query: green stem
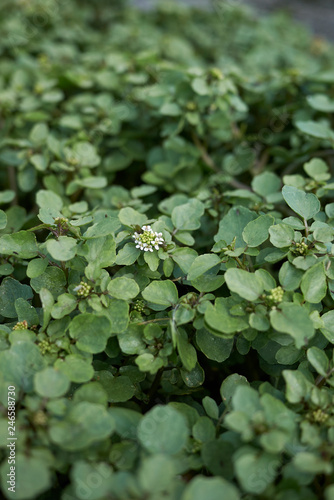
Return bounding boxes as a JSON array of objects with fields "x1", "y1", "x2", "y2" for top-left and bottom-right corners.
[
  {"x1": 235, "y1": 256, "x2": 247, "y2": 270},
  {"x1": 136, "y1": 318, "x2": 170, "y2": 326},
  {"x1": 315, "y1": 367, "x2": 334, "y2": 388},
  {"x1": 303, "y1": 218, "x2": 309, "y2": 238}
]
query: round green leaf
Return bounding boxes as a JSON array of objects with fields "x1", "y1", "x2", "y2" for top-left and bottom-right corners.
[
  {"x1": 137, "y1": 405, "x2": 189, "y2": 455},
  {"x1": 202, "y1": 396, "x2": 219, "y2": 420},
  {"x1": 182, "y1": 476, "x2": 240, "y2": 500},
  {"x1": 234, "y1": 446, "x2": 280, "y2": 494},
  {"x1": 0, "y1": 210, "x2": 7, "y2": 230},
  {"x1": 204, "y1": 298, "x2": 248, "y2": 336},
  {"x1": 98, "y1": 299, "x2": 129, "y2": 334},
  {"x1": 139, "y1": 455, "x2": 176, "y2": 495},
  {"x1": 100, "y1": 375, "x2": 135, "y2": 403},
  {"x1": 107, "y1": 277, "x2": 140, "y2": 300},
  {"x1": 51, "y1": 293, "x2": 77, "y2": 319},
  {"x1": 70, "y1": 462, "x2": 112, "y2": 500},
  {"x1": 36, "y1": 189, "x2": 63, "y2": 210},
  {"x1": 115, "y1": 243, "x2": 141, "y2": 265},
  {"x1": 293, "y1": 452, "x2": 333, "y2": 474},
  {"x1": 0, "y1": 342, "x2": 45, "y2": 392},
  {"x1": 54, "y1": 355, "x2": 94, "y2": 383},
  {"x1": 40, "y1": 287, "x2": 54, "y2": 331},
  {"x1": 300, "y1": 261, "x2": 327, "y2": 303},
  {"x1": 142, "y1": 280, "x2": 178, "y2": 307},
  {"x1": 307, "y1": 346, "x2": 329, "y2": 377},
  {"x1": 225, "y1": 268, "x2": 264, "y2": 301},
  {"x1": 34, "y1": 367, "x2": 70, "y2": 398},
  {"x1": 269, "y1": 223, "x2": 294, "y2": 248},
  {"x1": 14, "y1": 298, "x2": 39, "y2": 326},
  {"x1": 136, "y1": 353, "x2": 164, "y2": 374},
  {"x1": 307, "y1": 94, "x2": 334, "y2": 112},
  {"x1": 31, "y1": 267, "x2": 66, "y2": 299},
  {"x1": 282, "y1": 185, "x2": 321, "y2": 220},
  {"x1": 187, "y1": 254, "x2": 221, "y2": 280},
  {"x1": 69, "y1": 313, "x2": 112, "y2": 353},
  {"x1": 0, "y1": 454, "x2": 51, "y2": 500},
  {"x1": 27, "y1": 258, "x2": 48, "y2": 278},
  {"x1": 176, "y1": 328, "x2": 197, "y2": 371},
  {"x1": 242, "y1": 215, "x2": 273, "y2": 247},
  {"x1": 46, "y1": 236, "x2": 77, "y2": 261},
  {"x1": 214, "y1": 206, "x2": 256, "y2": 248},
  {"x1": 143, "y1": 250, "x2": 160, "y2": 272},
  {"x1": 252, "y1": 172, "x2": 281, "y2": 197},
  {"x1": 270, "y1": 303, "x2": 315, "y2": 348},
  {"x1": 38, "y1": 207, "x2": 62, "y2": 224},
  {"x1": 0, "y1": 231, "x2": 38, "y2": 259},
  {"x1": 192, "y1": 416, "x2": 215, "y2": 443},
  {"x1": 201, "y1": 441, "x2": 235, "y2": 478},
  {"x1": 181, "y1": 362, "x2": 205, "y2": 388},
  {"x1": 278, "y1": 261, "x2": 303, "y2": 291},
  {"x1": 49, "y1": 402, "x2": 115, "y2": 451},
  {"x1": 196, "y1": 329, "x2": 233, "y2": 362},
  {"x1": 0, "y1": 190, "x2": 15, "y2": 204},
  {"x1": 0, "y1": 277, "x2": 33, "y2": 318},
  {"x1": 118, "y1": 207, "x2": 147, "y2": 227},
  {"x1": 283, "y1": 369, "x2": 311, "y2": 404},
  {"x1": 295, "y1": 120, "x2": 334, "y2": 140},
  {"x1": 304, "y1": 157, "x2": 330, "y2": 181},
  {"x1": 220, "y1": 373, "x2": 249, "y2": 408},
  {"x1": 171, "y1": 247, "x2": 198, "y2": 273},
  {"x1": 72, "y1": 141, "x2": 100, "y2": 167},
  {"x1": 172, "y1": 199, "x2": 204, "y2": 231},
  {"x1": 320, "y1": 310, "x2": 334, "y2": 342}
]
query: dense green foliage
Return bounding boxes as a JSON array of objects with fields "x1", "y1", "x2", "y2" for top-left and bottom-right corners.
[{"x1": 1, "y1": 1, "x2": 334, "y2": 498}]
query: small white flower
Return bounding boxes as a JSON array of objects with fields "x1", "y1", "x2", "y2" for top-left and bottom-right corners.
[{"x1": 132, "y1": 225, "x2": 165, "y2": 252}]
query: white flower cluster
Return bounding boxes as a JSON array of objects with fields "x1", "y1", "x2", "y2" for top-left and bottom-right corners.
[{"x1": 133, "y1": 225, "x2": 164, "y2": 252}]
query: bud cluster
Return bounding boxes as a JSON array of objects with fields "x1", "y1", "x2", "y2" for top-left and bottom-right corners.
[
  {"x1": 33, "y1": 410, "x2": 48, "y2": 426},
  {"x1": 54, "y1": 217, "x2": 69, "y2": 226},
  {"x1": 210, "y1": 67, "x2": 223, "y2": 80},
  {"x1": 133, "y1": 300, "x2": 146, "y2": 313},
  {"x1": 74, "y1": 281, "x2": 92, "y2": 298},
  {"x1": 190, "y1": 440, "x2": 202, "y2": 453},
  {"x1": 186, "y1": 101, "x2": 196, "y2": 110},
  {"x1": 54, "y1": 217, "x2": 70, "y2": 236},
  {"x1": 267, "y1": 286, "x2": 284, "y2": 304},
  {"x1": 12, "y1": 320, "x2": 28, "y2": 331},
  {"x1": 68, "y1": 156, "x2": 79, "y2": 166},
  {"x1": 294, "y1": 241, "x2": 308, "y2": 255},
  {"x1": 133, "y1": 225, "x2": 164, "y2": 252},
  {"x1": 38, "y1": 339, "x2": 53, "y2": 355},
  {"x1": 312, "y1": 408, "x2": 329, "y2": 424}
]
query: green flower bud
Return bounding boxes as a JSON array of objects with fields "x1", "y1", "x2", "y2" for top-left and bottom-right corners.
[
  {"x1": 312, "y1": 409, "x2": 329, "y2": 423},
  {"x1": 74, "y1": 281, "x2": 92, "y2": 298},
  {"x1": 12, "y1": 320, "x2": 29, "y2": 331},
  {"x1": 294, "y1": 241, "x2": 308, "y2": 255},
  {"x1": 267, "y1": 286, "x2": 284, "y2": 304}
]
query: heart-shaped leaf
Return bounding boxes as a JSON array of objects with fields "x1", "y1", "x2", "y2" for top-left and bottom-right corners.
[{"x1": 282, "y1": 185, "x2": 320, "y2": 220}]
